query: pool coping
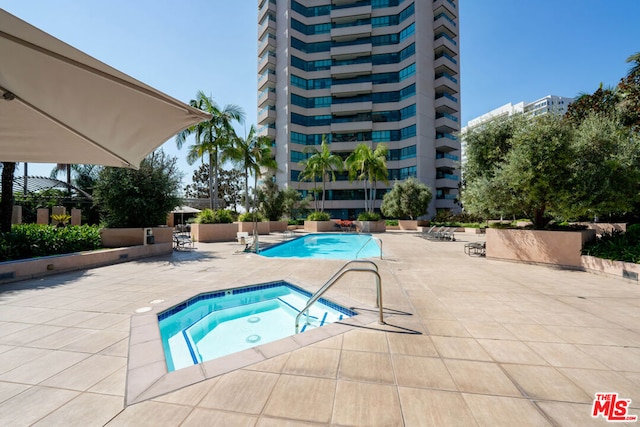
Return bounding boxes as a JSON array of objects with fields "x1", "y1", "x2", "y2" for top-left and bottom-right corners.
[{"x1": 125, "y1": 279, "x2": 385, "y2": 405}]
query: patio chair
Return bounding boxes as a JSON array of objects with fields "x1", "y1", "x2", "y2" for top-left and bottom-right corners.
[
  {"x1": 425, "y1": 226, "x2": 445, "y2": 240},
  {"x1": 173, "y1": 232, "x2": 194, "y2": 251},
  {"x1": 439, "y1": 227, "x2": 456, "y2": 241},
  {"x1": 464, "y1": 241, "x2": 486, "y2": 256}
]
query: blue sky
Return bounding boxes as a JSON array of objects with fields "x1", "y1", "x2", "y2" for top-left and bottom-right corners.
[{"x1": 3, "y1": 0, "x2": 640, "y2": 185}]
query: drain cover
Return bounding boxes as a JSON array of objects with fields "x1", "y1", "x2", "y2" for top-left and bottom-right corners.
[
  {"x1": 247, "y1": 316, "x2": 261, "y2": 323},
  {"x1": 246, "y1": 334, "x2": 261, "y2": 343}
]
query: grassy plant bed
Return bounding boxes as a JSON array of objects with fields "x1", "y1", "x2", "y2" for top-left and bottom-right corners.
[{"x1": 0, "y1": 224, "x2": 102, "y2": 262}]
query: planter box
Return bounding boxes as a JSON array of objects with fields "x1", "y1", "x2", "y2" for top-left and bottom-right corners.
[
  {"x1": 398, "y1": 220, "x2": 417, "y2": 231},
  {"x1": 100, "y1": 227, "x2": 172, "y2": 248},
  {"x1": 581, "y1": 255, "x2": 640, "y2": 281},
  {"x1": 237, "y1": 221, "x2": 270, "y2": 235},
  {"x1": 465, "y1": 227, "x2": 486, "y2": 234},
  {"x1": 269, "y1": 221, "x2": 289, "y2": 233},
  {"x1": 191, "y1": 223, "x2": 238, "y2": 242},
  {"x1": 386, "y1": 225, "x2": 400, "y2": 230},
  {"x1": 304, "y1": 220, "x2": 336, "y2": 233},
  {"x1": 356, "y1": 220, "x2": 386, "y2": 233},
  {"x1": 486, "y1": 228, "x2": 596, "y2": 269}
]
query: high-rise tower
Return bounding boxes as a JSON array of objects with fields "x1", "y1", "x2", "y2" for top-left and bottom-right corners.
[{"x1": 257, "y1": 0, "x2": 460, "y2": 218}]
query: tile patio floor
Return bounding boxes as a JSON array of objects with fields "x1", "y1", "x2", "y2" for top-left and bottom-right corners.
[{"x1": 0, "y1": 231, "x2": 639, "y2": 426}]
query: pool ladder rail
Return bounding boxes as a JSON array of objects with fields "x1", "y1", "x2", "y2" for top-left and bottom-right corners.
[
  {"x1": 295, "y1": 260, "x2": 385, "y2": 333},
  {"x1": 355, "y1": 236, "x2": 382, "y2": 260}
]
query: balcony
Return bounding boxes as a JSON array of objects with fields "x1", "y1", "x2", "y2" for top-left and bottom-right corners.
[
  {"x1": 433, "y1": 0, "x2": 457, "y2": 18},
  {"x1": 258, "y1": 18, "x2": 276, "y2": 39},
  {"x1": 258, "y1": 88, "x2": 276, "y2": 108},
  {"x1": 331, "y1": 120, "x2": 373, "y2": 133},
  {"x1": 331, "y1": 101, "x2": 372, "y2": 114},
  {"x1": 434, "y1": 72, "x2": 458, "y2": 94},
  {"x1": 435, "y1": 114, "x2": 459, "y2": 133},
  {"x1": 435, "y1": 173, "x2": 459, "y2": 190},
  {"x1": 434, "y1": 197, "x2": 458, "y2": 210},
  {"x1": 331, "y1": 43, "x2": 372, "y2": 59},
  {"x1": 331, "y1": 24, "x2": 372, "y2": 40},
  {"x1": 330, "y1": 4, "x2": 372, "y2": 20},
  {"x1": 257, "y1": 125, "x2": 276, "y2": 139},
  {"x1": 434, "y1": 93, "x2": 458, "y2": 114},
  {"x1": 433, "y1": 13, "x2": 457, "y2": 37},
  {"x1": 330, "y1": 62, "x2": 372, "y2": 77},
  {"x1": 435, "y1": 156, "x2": 457, "y2": 170},
  {"x1": 258, "y1": 36, "x2": 276, "y2": 57},
  {"x1": 258, "y1": 106, "x2": 276, "y2": 125},
  {"x1": 434, "y1": 33, "x2": 458, "y2": 56},
  {"x1": 257, "y1": 71, "x2": 276, "y2": 92},
  {"x1": 435, "y1": 133, "x2": 459, "y2": 152},
  {"x1": 258, "y1": 1, "x2": 276, "y2": 24},
  {"x1": 258, "y1": 52, "x2": 276, "y2": 74},
  {"x1": 331, "y1": 81, "x2": 372, "y2": 96}
]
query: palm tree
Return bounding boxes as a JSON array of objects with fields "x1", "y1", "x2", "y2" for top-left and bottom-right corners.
[
  {"x1": 229, "y1": 125, "x2": 278, "y2": 212},
  {"x1": 175, "y1": 91, "x2": 244, "y2": 210},
  {"x1": 345, "y1": 143, "x2": 389, "y2": 213},
  {"x1": 626, "y1": 51, "x2": 640, "y2": 78},
  {"x1": 50, "y1": 163, "x2": 72, "y2": 196},
  {"x1": 298, "y1": 136, "x2": 344, "y2": 212}
]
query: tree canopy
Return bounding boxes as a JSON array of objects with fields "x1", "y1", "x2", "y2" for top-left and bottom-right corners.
[{"x1": 381, "y1": 177, "x2": 432, "y2": 220}]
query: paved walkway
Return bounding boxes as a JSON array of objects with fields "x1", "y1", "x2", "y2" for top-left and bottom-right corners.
[{"x1": 0, "y1": 231, "x2": 639, "y2": 426}]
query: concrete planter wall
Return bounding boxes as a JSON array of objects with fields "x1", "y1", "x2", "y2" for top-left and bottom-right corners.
[
  {"x1": 0, "y1": 244, "x2": 172, "y2": 285},
  {"x1": 304, "y1": 220, "x2": 336, "y2": 233},
  {"x1": 237, "y1": 221, "x2": 270, "y2": 235},
  {"x1": 100, "y1": 226, "x2": 172, "y2": 248},
  {"x1": 190, "y1": 223, "x2": 238, "y2": 242},
  {"x1": 486, "y1": 228, "x2": 596, "y2": 269},
  {"x1": 269, "y1": 221, "x2": 289, "y2": 233},
  {"x1": 398, "y1": 220, "x2": 418, "y2": 231},
  {"x1": 581, "y1": 255, "x2": 640, "y2": 281},
  {"x1": 356, "y1": 220, "x2": 386, "y2": 233}
]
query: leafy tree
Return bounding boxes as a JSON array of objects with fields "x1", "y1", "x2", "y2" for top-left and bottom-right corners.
[
  {"x1": 345, "y1": 143, "x2": 389, "y2": 213},
  {"x1": 281, "y1": 187, "x2": 309, "y2": 220},
  {"x1": 299, "y1": 136, "x2": 343, "y2": 212},
  {"x1": 564, "y1": 86, "x2": 619, "y2": 128},
  {"x1": 93, "y1": 150, "x2": 182, "y2": 228},
  {"x1": 562, "y1": 113, "x2": 640, "y2": 219},
  {"x1": 184, "y1": 164, "x2": 244, "y2": 212},
  {"x1": 381, "y1": 178, "x2": 432, "y2": 220},
  {"x1": 255, "y1": 175, "x2": 284, "y2": 221},
  {"x1": 175, "y1": 91, "x2": 244, "y2": 210},
  {"x1": 228, "y1": 125, "x2": 277, "y2": 212}
]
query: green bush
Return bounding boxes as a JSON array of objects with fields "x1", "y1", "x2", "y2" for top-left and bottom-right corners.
[
  {"x1": 238, "y1": 211, "x2": 265, "y2": 222},
  {"x1": 288, "y1": 219, "x2": 304, "y2": 226},
  {"x1": 385, "y1": 219, "x2": 399, "y2": 226},
  {"x1": 582, "y1": 227, "x2": 640, "y2": 263},
  {"x1": 357, "y1": 212, "x2": 380, "y2": 221},
  {"x1": 0, "y1": 224, "x2": 102, "y2": 262},
  {"x1": 196, "y1": 209, "x2": 234, "y2": 224},
  {"x1": 307, "y1": 212, "x2": 331, "y2": 221}
]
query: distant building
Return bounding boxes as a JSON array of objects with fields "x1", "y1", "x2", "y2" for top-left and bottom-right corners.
[
  {"x1": 461, "y1": 95, "x2": 574, "y2": 165},
  {"x1": 257, "y1": 0, "x2": 461, "y2": 217}
]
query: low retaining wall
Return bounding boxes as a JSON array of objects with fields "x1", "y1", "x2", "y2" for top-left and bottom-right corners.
[
  {"x1": 581, "y1": 255, "x2": 640, "y2": 281},
  {"x1": 0, "y1": 243, "x2": 172, "y2": 285},
  {"x1": 486, "y1": 228, "x2": 596, "y2": 269}
]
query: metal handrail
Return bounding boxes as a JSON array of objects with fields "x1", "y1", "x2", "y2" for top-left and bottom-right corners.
[
  {"x1": 355, "y1": 236, "x2": 382, "y2": 260},
  {"x1": 295, "y1": 260, "x2": 384, "y2": 333}
]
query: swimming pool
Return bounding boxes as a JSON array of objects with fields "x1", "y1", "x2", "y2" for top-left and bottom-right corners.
[
  {"x1": 157, "y1": 281, "x2": 356, "y2": 372},
  {"x1": 259, "y1": 233, "x2": 381, "y2": 259}
]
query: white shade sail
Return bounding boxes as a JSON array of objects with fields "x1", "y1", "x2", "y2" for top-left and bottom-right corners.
[{"x1": 0, "y1": 8, "x2": 211, "y2": 168}]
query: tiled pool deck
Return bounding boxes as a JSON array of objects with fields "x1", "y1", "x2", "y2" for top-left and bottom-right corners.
[{"x1": 0, "y1": 231, "x2": 639, "y2": 426}]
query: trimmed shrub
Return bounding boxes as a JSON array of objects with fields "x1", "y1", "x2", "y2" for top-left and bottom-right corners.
[
  {"x1": 196, "y1": 209, "x2": 234, "y2": 224},
  {"x1": 238, "y1": 211, "x2": 265, "y2": 222},
  {"x1": 357, "y1": 212, "x2": 380, "y2": 221},
  {"x1": 307, "y1": 212, "x2": 331, "y2": 221}
]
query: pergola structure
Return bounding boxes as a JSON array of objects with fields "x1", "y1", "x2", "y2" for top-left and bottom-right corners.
[{"x1": 12, "y1": 176, "x2": 92, "y2": 200}]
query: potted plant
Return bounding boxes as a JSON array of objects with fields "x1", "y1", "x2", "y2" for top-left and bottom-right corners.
[
  {"x1": 237, "y1": 211, "x2": 269, "y2": 235},
  {"x1": 304, "y1": 211, "x2": 335, "y2": 232},
  {"x1": 381, "y1": 178, "x2": 432, "y2": 231},
  {"x1": 355, "y1": 212, "x2": 386, "y2": 233},
  {"x1": 190, "y1": 209, "x2": 238, "y2": 242}
]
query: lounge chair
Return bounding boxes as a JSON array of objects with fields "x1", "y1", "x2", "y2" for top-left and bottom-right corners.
[
  {"x1": 439, "y1": 227, "x2": 456, "y2": 241},
  {"x1": 425, "y1": 226, "x2": 445, "y2": 240}
]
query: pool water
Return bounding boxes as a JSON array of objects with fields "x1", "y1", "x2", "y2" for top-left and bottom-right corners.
[
  {"x1": 259, "y1": 233, "x2": 381, "y2": 259},
  {"x1": 158, "y1": 281, "x2": 356, "y2": 371}
]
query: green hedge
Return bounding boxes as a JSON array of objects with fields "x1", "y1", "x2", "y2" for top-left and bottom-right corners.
[
  {"x1": 307, "y1": 212, "x2": 331, "y2": 221},
  {"x1": 0, "y1": 224, "x2": 102, "y2": 262},
  {"x1": 196, "y1": 209, "x2": 234, "y2": 224}
]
